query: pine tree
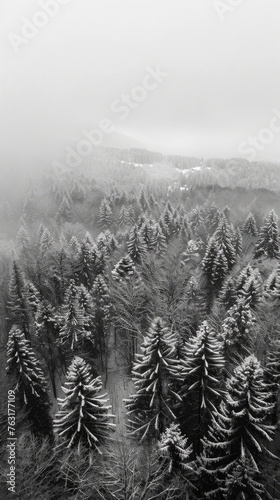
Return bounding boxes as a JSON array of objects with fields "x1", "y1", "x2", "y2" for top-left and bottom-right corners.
[
  {"x1": 235, "y1": 265, "x2": 263, "y2": 308},
  {"x1": 54, "y1": 357, "x2": 115, "y2": 452},
  {"x1": 7, "y1": 261, "x2": 30, "y2": 339},
  {"x1": 201, "y1": 238, "x2": 228, "y2": 305},
  {"x1": 58, "y1": 279, "x2": 86, "y2": 352},
  {"x1": 179, "y1": 321, "x2": 224, "y2": 455},
  {"x1": 25, "y1": 281, "x2": 41, "y2": 316},
  {"x1": 243, "y1": 212, "x2": 258, "y2": 237},
  {"x1": 151, "y1": 223, "x2": 167, "y2": 255},
  {"x1": 140, "y1": 220, "x2": 154, "y2": 249},
  {"x1": 211, "y1": 250, "x2": 229, "y2": 290},
  {"x1": 39, "y1": 227, "x2": 54, "y2": 256},
  {"x1": 254, "y1": 209, "x2": 280, "y2": 259},
  {"x1": 124, "y1": 318, "x2": 180, "y2": 442},
  {"x1": 118, "y1": 205, "x2": 129, "y2": 227},
  {"x1": 6, "y1": 326, "x2": 53, "y2": 437},
  {"x1": 218, "y1": 276, "x2": 237, "y2": 308},
  {"x1": 201, "y1": 356, "x2": 276, "y2": 499},
  {"x1": 127, "y1": 224, "x2": 147, "y2": 264},
  {"x1": 77, "y1": 285, "x2": 95, "y2": 350},
  {"x1": 75, "y1": 238, "x2": 104, "y2": 289},
  {"x1": 99, "y1": 200, "x2": 113, "y2": 229},
  {"x1": 112, "y1": 255, "x2": 136, "y2": 281},
  {"x1": 222, "y1": 298, "x2": 256, "y2": 368},
  {"x1": 127, "y1": 205, "x2": 136, "y2": 224},
  {"x1": 158, "y1": 423, "x2": 193, "y2": 473},
  {"x1": 201, "y1": 237, "x2": 220, "y2": 285},
  {"x1": 213, "y1": 219, "x2": 236, "y2": 269}
]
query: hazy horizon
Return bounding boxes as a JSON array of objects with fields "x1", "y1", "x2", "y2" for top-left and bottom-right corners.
[{"x1": 2, "y1": 0, "x2": 280, "y2": 171}]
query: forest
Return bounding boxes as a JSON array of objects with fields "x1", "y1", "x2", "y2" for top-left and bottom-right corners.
[{"x1": 1, "y1": 153, "x2": 280, "y2": 499}]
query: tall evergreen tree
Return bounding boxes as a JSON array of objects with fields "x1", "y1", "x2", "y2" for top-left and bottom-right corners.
[
  {"x1": 7, "y1": 261, "x2": 30, "y2": 340},
  {"x1": 151, "y1": 223, "x2": 167, "y2": 255},
  {"x1": 201, "y1": 356, "x2": 277, "y2": 499},
  {"x1": 127, "y1": 224, "x2": 147, "y2": 264},
  {"x1": 124, "y1": 318, "x2": 180, "y2": 442},
  {"x1": 58, "y1": 279, "x2": 86, "y2": 352},
  {"x1": 179, "y1": 321, "x2": 224, "y2": 455},
  {"x1": 254, "y1": 209, "x2": 280, "y2": 259},
  {"x1": 54, "y1": 357, "x2": 115, "y2": 452},
  {"x1": 6, "y1": 326, "x2": 53, "y2": 437},
  {"x1": 99, "y1": 200, "x2": 113, "y2": 229},
  {"x1": 243, "y1": 212, "x2": 258, "y2": 237},
  {"x1": 213, "y1": 219, "x2": 236, "y2": 269},
  {"x1": 222, "y1": 298, "x2": 256, "y2": 367}
]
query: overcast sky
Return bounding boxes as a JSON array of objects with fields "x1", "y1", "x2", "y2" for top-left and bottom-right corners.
[{"x1": 1, "y1": 0, "x2": 280, "y2": 171}]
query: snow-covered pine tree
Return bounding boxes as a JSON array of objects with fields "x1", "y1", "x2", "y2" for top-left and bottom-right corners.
[
  {"x1": 221, "y1": 298, "x2": 256, "y2": 368},
  {"x1": 201, "y1": 237, "x2": 227, "y2": 307},
  {"x1": 7, "y1": 261, "x2": 30, "y2": 340},
  {"x1": 98, "y1": 199, "x2": 113, "y2": 229},
  {"x1": 58, "y1": 279, "x2": 86, "y2": 352},
  {"x1": 77, "y1": 285, "x2": 95, "y2": 350},
  {"x1": 118, "y1": 205, "x2": 129, "y2": 227},
  {"x1": 201, "y1": 237, "x2": 220, "y2": 285},
  {"x1": 75, "y1": 237, "x2": 104, "y2": 289},
  {"x1": 211, "y1": 250, "x2": 229, "y2": 290},
  {"x1": 124, "y1": 318, "x2": 181, "y2": 442},
  {"x1": 201, "y1": 356, "x2": 277, "y2": 499},
  {"x1": 205, "y1": 204, "x2": 223, "y2": 233},
  {"x1": 235, "y1": 264, "x2": 263, "y2": 308},
  {"x1": 112, "y1": 255, "x2": 136, "y2": 281},
  {"x1": 151, "y1": 223, "x2": 167, "y2": 255},
  {"x1": 127, "y1": 205, "x2": 136, "y2": 224},
  {"x1": 54, "y1": 356, "x2": 115, "y2": 452},
  {"x1": 39, "y1": 227, "x2": 54, "y2": 256},
  {"x1": 6, "y1": 326, "x2": 53, "y2": 437},
  {"x1": 158, "y1": 422, "x2": 193, "y2": 474},
  {"x1": 254, "y1": 209, "x2": 280, "y2": 259},
  {"x1": 139, "y1": 219, "x2": 154, "y2": 250},
  {"x1": 127, "y1": 224, "x2": 147, "y2": 264},
  {"x1": 218, "y1": 276, "x2": 237, "y2": 309},
  {"x1": 25, "y1": 281, "x2": 41, "y2": 316},
  {"x1": 242, "y1": 212, "x2": 258, "y2": 237},
  {"x1": 179, "y1": 321, "x2": 224, "y2": 455},
  {"x1": 213, "y1": 219, "x2": 236, "y2": 269}
]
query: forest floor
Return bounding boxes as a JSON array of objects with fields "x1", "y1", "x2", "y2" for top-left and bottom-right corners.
[{"x1": 102, "y1": 328, "x2": 135, "y2": 440}]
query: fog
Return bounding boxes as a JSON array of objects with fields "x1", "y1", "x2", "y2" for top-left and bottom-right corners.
[{"x1": 1, "y1": 0, "x2": 280, "y2": 178}]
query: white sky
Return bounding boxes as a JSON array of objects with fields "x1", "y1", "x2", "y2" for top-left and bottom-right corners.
[{"x1": 1, "y1": 0, "x2": 280, "y2": 169}]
